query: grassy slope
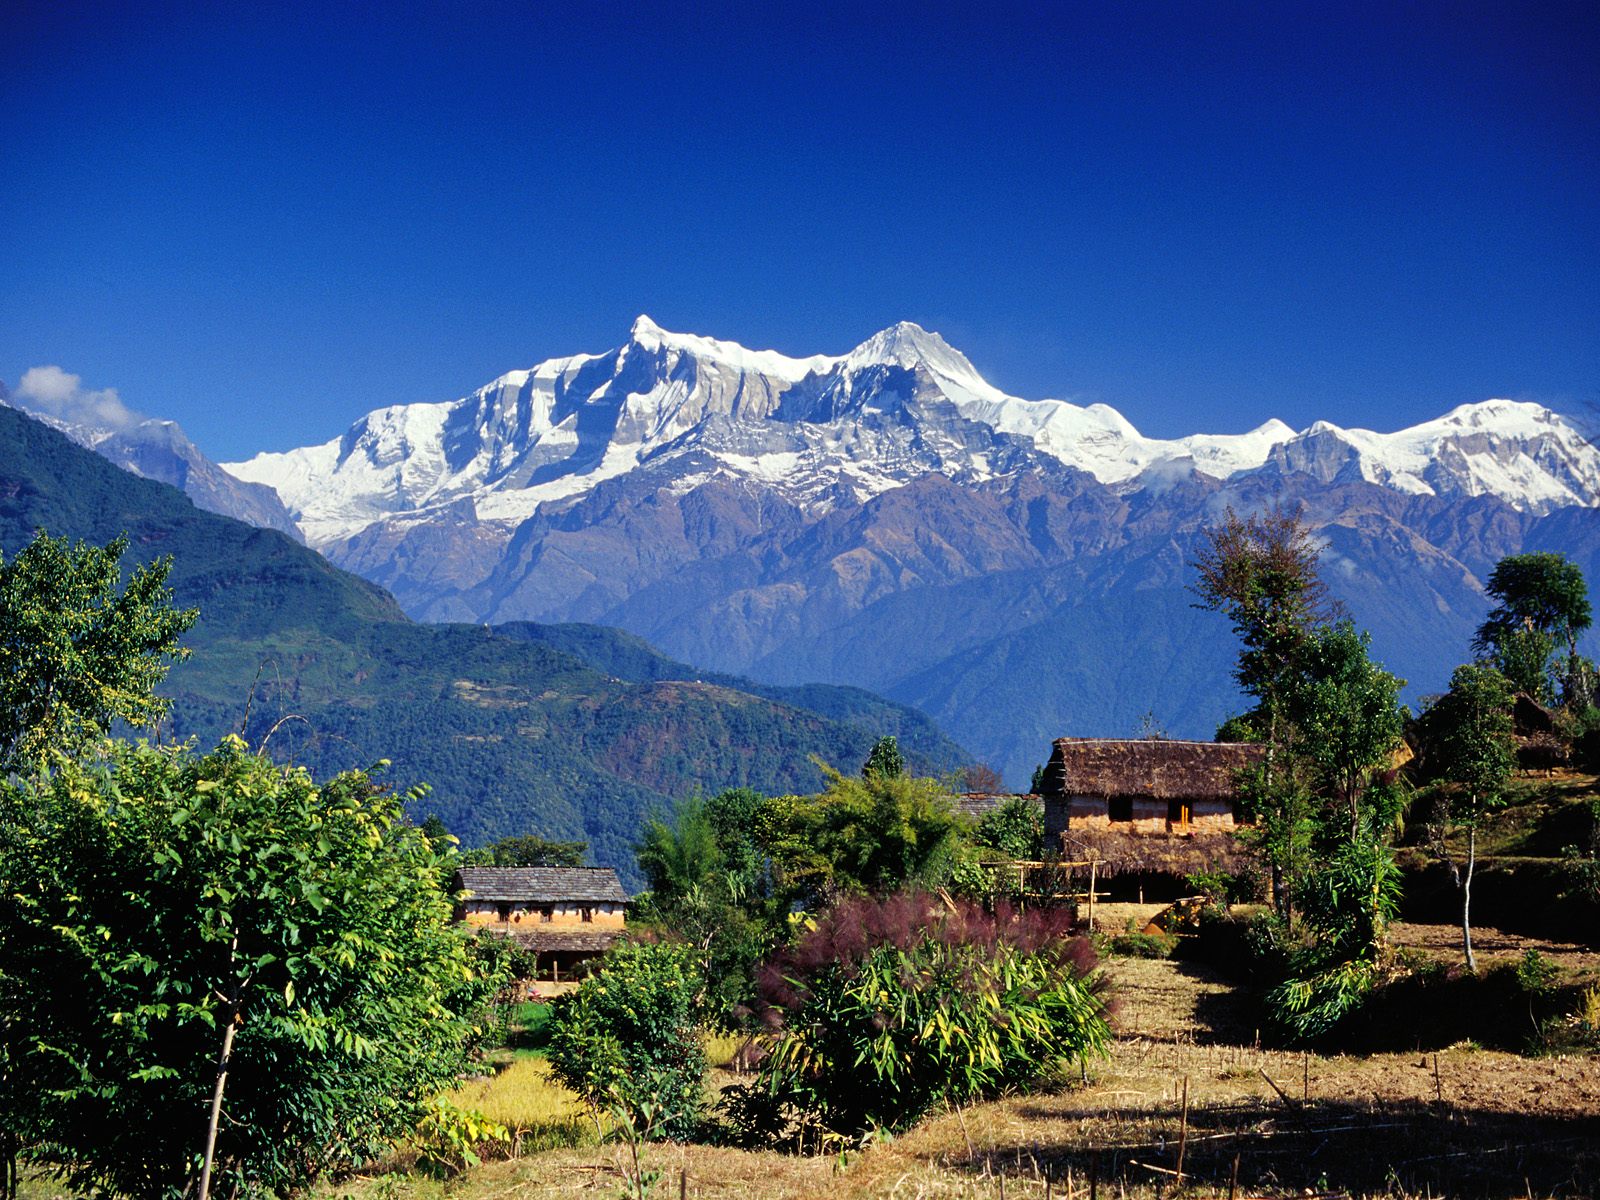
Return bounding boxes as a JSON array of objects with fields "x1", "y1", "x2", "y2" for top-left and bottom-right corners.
[{"x1": 0, "y1": 405, "x2": 969, "y2": 883}]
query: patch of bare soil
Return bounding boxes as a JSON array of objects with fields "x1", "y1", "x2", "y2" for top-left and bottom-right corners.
[{"x1": 1390, "y1": 921, "x2": 1600, "y2": 980}]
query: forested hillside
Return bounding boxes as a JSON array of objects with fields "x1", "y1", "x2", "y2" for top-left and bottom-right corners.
[{"x1": 0, "y1": 406, "x2": 969, "y2": 879}]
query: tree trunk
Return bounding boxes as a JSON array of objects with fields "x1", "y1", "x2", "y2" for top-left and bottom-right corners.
[
  {"x1": 198, "y1": 1016, "x2": 237, "y2": 1200},
  {"x1": 1461, "y1": 827, "x2": 1477, "y2": 974}
]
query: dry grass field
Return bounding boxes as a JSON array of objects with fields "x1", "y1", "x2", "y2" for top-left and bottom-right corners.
[{"x1": 301, "y1": 932, "x2": 1599, "y2": 1200}]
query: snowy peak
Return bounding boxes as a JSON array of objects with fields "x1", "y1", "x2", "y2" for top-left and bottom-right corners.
[
  {"x1": 221, "y1": 321, "x2": 1600, "y2": 548},
  {"x1": 1257, "y1": 399, "x2": 1600, "y2": 510}
]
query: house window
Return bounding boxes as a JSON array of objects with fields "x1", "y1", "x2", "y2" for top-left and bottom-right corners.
[
  {"x1": 581, "y1": 907, "x2": 594, "y2": 923},
  {"x1": 1108, "y1": 796, "x2": 1133, "y2": 822},
  {"x1": 496, "y1": 903, "x2": 511, "y2": 921},
  {"x1": 1168, "y1": 800, "x2": 1191, "y2": 828},
  {"x1": 540, "y1": 906, "x2": 552, "y2": 923}
]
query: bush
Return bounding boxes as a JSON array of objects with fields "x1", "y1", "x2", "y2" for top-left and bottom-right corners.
[
  {"x1": 744, "y1": 892, "x2": 1108, "y2": 1139},
  {"x1": 1106, "y1": 930, "x2": 1179, "y2": 959},
  {"x1": 546, "y1": 940, "x2": 706, "y2": 1141}
]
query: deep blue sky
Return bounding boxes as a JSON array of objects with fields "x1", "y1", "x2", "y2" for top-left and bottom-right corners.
[{"x1": 4, "y1": 1, "x2": 1597, "y2": 460}]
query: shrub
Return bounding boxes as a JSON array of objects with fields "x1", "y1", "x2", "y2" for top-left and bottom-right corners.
[
  {"x1": 546, "y1": 941, "x2": 706, "y2": 1141},
  {"x1": 746, "y1": 892, "x2": 1108, "y2": 1139},
  {"x1": 1107, "y1": 929, "x2": 1178, "y2": 959}
]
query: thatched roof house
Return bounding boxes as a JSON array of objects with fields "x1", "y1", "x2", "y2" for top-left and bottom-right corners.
[
  {"x1": 1039, "y1": 736, "x2": 1265, "y2": 836},
  {"x1": 454, "y1": 866, "x2": 628, "y2": 978}
]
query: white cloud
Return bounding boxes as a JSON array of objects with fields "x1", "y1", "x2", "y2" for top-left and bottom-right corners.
[{"x1": 14, "y1": 365, "x2": 143, "y2": 431}]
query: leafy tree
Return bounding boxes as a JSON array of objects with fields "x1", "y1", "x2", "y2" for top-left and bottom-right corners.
[
  {"x1": 636, "y1": 797, "x2": 723, "y2": 912},
  {"x1": 634, "y1": 790, "x2": 782, "y2": 1020},
  {"x1": 1473, "y1": 552, "x2": 1593, "y2": 705},
  {"x1": 547, "y1": 940, "x2": 706, "y2": 1142},
  {"x1": 1193, "y1": 507, "x2": 1332, "y2": 917},
  {"x1": 861, "y1": 735, "x2": 905, "y2": 780},
  {"x1": 973, "y1": 795, "x2": 1045, "y2": 862},
  {"x1": 764, "y1": 765, "x2": 973, "y2": 903},
  {"x1": 0, "y1": 531, "x2": 196, "y2": 774},
  {"x1": 1422, "y1": 665, "x2": 1517, "y2": 971},
  {"x1": 1281, "y1": 621, "x2": 1406, "y2": 841},
  {"x1": 460, "y1": 832, "x2": 588, "y2": 868},
  {"x1": 0, "y1": 737, "x2": 495, "y2": 1199},
  {"x1": 747, "y1": 893, "x2": 1108, "y2": 1138},
  {"x1": 1192, "y1": 506, "x2": 1333, "y2": 735}
]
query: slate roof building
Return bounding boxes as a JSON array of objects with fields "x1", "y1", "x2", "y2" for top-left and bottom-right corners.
[{"x1": 453, "y1": 866, "x2": 628, "y2": 977}]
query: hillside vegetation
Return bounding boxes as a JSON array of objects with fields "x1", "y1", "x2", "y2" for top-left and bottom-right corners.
[{"x1": 0, "y1": 405, "x2": 969, "y2": 878}]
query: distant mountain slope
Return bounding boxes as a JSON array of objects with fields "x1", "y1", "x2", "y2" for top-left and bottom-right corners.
[
  {"x1": 2, "y1": 389, "x2": 302, "y2": 539},
  {"x1": 0, "y1": 405, "x2": 970, "y2": 882}
]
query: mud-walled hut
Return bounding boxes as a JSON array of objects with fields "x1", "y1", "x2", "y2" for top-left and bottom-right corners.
[{"x1": 1036, "y1": 737, "x2": 1267, "y2": 898}]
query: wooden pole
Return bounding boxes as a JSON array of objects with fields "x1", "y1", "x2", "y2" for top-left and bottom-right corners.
[
  {"x1": 1174, "y1": 1075, "x2": 1189, "y2": 1185},
  {"x1": 1088, "y1": 858, "x2": 1098, "y2": 933},
  {"x1": 1228, "y1": 1152, "x2": 1240, "y2": 1200}
]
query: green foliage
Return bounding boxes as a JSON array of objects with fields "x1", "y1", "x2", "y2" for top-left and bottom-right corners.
[
  {"x1": 1474, "y1": 552, "x2": 1593, "y2": 704},
  {"x1": 1106, "y1": 930, "x2": 1178, "y2": 959},
  {"x1": 972, "y1": 795, "x2": 1044, "y2": 862},
  {"x1": 546, "y1": 941, "x2": 706, "y2": 1142},
  {"x1": 0, "y1": 737, "x2": 497, "y2": 1199},
  {"x1": 412, "y1": 1098, "x2": 509, "y2": 1178},
  {"x1": 1281, "y1": 621, "x2": 1406, "y2": 836},
  {"x1": 1192, "y1": 506, "x2": 1331, "y2": 721},
  {"x1": 632, "y1": 789, "x2": 786, "y2": 1022},
  {"x1": 1425, "y1": 665, "x2": 1517, "y2": 822},
  {"x1": 861, "y1": 735, "x2": 905, "y2": 780},
  {"x1": 762, "y1": 765, "x2": 974, "y2": 903},
  {"x1": 1487, "y1": 626, "x2": 1559, "y2": 700},
  {"x1": 460, "y1": 832, "x2": 589, "y2": 868},
  {"x1": 1265, "y1": 833, "x2": 1403, "y2": 1042},
  {"x1": 0, "y1": 531, "x2": 196, "y2": 774},
  {"x1": 748, "y1": 894, "x2": 1108, "y2": 1138}
]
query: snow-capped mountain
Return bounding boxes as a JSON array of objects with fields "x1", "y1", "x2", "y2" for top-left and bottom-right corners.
[
  {"x1": 226, "y1": 317, "x2": 1600, "y2": 549},
  {"x1": 212, "y1": 319, "x2": 1600, "y2": 785}
]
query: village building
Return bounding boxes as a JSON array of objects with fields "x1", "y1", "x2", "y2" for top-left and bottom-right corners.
[
  {"x1": 454, "y1": 866, "x2": 628, "y2": 979},
  {"x1": 1036, "y1": 737, "x2": 1268, "y2": 895},
  {"x1": 1038, "y1": 737, "x2": 1266, "y2": 835}
]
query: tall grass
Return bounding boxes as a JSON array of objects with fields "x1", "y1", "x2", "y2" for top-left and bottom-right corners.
[{"x1": 449, "y1": 1058, "x2": 595, "y2": 1153}]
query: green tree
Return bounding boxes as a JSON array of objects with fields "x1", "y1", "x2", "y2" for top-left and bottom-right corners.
[
  {"x1": 1281, "y1": 621, "x2": 1406, "y2": 842},
  {"x1": 546, "y1": 941, "x2": 706, "y2": 1142},
  {"x1": 1423, "y1": 664, "x2": 1518, "y2": 972},
  {"x1": 1192, "y1": 507, "x2": 1332, "y2": 917},
  {"x1": 973, "y1": 795, "x2": 1045, "y2": 862},
  {"x1": 0, "y1": 737, "x2": 495, "y2": 1199},
  {"x1": 1473, "y1": 552, "x2": 1593, "y2": 704},
  {"x1": 0, "y1": 531, "x2": 196, "y2": 774},
  {"x1": 460, "y1": 832, "x2": 588, "y2": 868},
  {"x1": 770, "y1": 765, "x2": 973, "y2": 901},
  {"x1": 861, "y1": 735, "x2": 905, "y2": 780}
]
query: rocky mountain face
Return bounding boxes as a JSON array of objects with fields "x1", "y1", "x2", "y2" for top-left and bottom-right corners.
[
  {"x1": 1, "y1": 389, "x2": 302, "y2": 539},
  {"x1": 222, "y1": 319, "x2": 1600, "y2": 784}
]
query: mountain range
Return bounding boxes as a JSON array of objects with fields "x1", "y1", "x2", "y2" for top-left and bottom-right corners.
[{"x1": 12, "y1": 319, "x2": 1599, "y2": 785}]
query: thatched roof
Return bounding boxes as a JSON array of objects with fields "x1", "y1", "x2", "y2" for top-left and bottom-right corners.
[
  {"x1": 1057, "y1": 826, "x2": 1255, "y2": 879},
  {"x1": 1040, "y1": 738, "x2": 1265, "y2": 801},
  {"x1": 455, "y1": 867, "x2": 627, "y2": 904}
]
